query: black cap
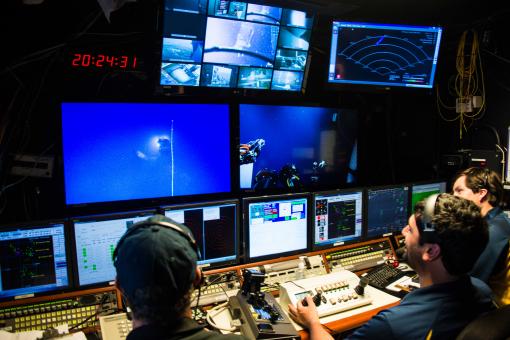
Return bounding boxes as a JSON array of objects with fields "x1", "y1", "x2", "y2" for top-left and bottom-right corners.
[{"x1": 114, "y1": 215, "x2": 198, "y2": 302}]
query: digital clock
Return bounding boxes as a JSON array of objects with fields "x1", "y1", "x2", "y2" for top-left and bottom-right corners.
[{"x1": 71, "y1": 53, "x2": 138, "y2": 69}]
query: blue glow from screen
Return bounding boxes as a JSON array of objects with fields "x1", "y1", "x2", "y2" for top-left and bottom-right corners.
[{"x1": 62, "y1": 103, "x2": 231, "y2": 204}]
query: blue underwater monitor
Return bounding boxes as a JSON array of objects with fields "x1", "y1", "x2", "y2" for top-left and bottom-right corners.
[
  {"x1": 239, "y1": 104, "x2": 358, "y2": 192},
  {"x1": 328, "y1": 21, "x2": 442, "y2": 89},
  {"x1": 0, "y1": 221, "x2": 71, "y2": 301},
  {"x1": 61, "y1": 102, "x2": 231, "y2": 205},
  {"x1": 159, "y1": 0, "x2": 314, "y2": 91}
]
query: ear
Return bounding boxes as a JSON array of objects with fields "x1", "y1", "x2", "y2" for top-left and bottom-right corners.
[
  {"x1": 477, "y1": 188, "x2": 488, "y2": 202},
  {"x1": 422, "y1": 243, "x2": 441, "y2": 262}
]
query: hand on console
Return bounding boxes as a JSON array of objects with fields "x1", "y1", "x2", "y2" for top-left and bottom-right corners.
[{"x1": 288, "y1": 296, "x2": 333, "y2": 340}]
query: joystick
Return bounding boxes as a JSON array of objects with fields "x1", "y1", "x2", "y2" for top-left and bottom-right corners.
[{"x1": 354, "y1": 277, "x2": 369, "y2": 295}]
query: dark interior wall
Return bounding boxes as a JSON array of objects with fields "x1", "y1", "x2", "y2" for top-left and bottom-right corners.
[{"x1": 1, "y1": 1, "x2": 509, "y2": 224}]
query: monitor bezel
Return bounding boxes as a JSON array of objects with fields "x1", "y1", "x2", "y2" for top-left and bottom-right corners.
[
  {"x1": 60, "y1": 99, "x2": 237, "y2": 210},
  {"x1": 242, "y1": 192, "x2": 311, "y2": 263},
  {"x1": 69, "y1": 209, "x2": 156, "y2": 289},
  {"x1": 326, "y1": 20, "x2": 443, "y2": 93},
  {"x1": 155, "y1": 0, "x2": 316, "y2": 95},
  {"x1": 311, "y1": 188, "x2": 365, "y2": 251},
  {"x1": 364, "y1": 183, "x2": 410, "y2": 240},
  {"x1": 0, "y1": 219, "x2": 74, "y2": 303},
  {"x1": 161, "y1": 198, "x2": 241, "y2": 270}
]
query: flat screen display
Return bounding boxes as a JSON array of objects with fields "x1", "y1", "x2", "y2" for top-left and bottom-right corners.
[
  {"x1": 411, "y1": 181, "x2": 446, "y2": 209},
  {"x1": 164, "y1": 200, "x2": 239, "y2": 268},
  {"x1": 160, "y1": 0, "x2": 314, "y2": 91},
  {"x1": 328, "y1": 21, "x2": 442, "y2": 88},
  {"x1": 367, "y1": 185, "x2": 409, "y2": 238},
  {"x1": 61, "y1": 102, "x2": 231, "y2": 205},
  {"x1": 72, "y1": 210, "x2": 154, "y2": 287},
  {"x1": 313, "y1": 189, "x2": 363, "y2": 249},
  {"x1": 244, "y1": 194, "x2": 309, "y2": 261},
  {"x1": 0, "y1": 222, "x2": 70, "y2": 301},
  {"x1": 239, "y1": 104, "x2": 358, "y2": 191}
]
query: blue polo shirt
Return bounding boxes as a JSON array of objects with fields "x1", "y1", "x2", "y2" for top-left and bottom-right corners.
[
  {"x1": 470, "y1": 207, "x2": 510, "y2": 282},
  {"x1": 347, "y1": 276, "x2": 494, "y2": 340}
]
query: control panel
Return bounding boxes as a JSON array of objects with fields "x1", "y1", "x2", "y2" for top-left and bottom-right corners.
[
  {"x1": 279, "y1": 270, "x2": 373, "y2": 318},
  {"x1": 99, "y1": 313, "x2": 132, "y2": 340},
  {"x1": 0, "y1": 288, "x2": 119, "y2": 333},
  {"x1": 192, "y1": 270, "x2": 241, "y2": 307},
  {"x1": 325, "y1": 239, "x2": 394, "y2": 272},
  {"x1": 247, "y1": 255, "x2": 327, "y2": 293}
]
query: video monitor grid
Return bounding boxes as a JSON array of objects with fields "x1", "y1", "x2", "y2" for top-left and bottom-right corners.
[{"x1": 160, "y1": 0, "x2": 313, "y2": 91}]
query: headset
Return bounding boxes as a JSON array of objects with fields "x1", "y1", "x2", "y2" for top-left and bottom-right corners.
[
  {"x1": 417, "y1": 193, "x2": 440, "y2": 244},
  {"x1": 113, "y1": 218, "x2": 200, "y2": 263}
]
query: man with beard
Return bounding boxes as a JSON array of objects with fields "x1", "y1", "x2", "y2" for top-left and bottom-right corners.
[{"x1": 288, "y1": 194, "x2": 494, "y2": 340}]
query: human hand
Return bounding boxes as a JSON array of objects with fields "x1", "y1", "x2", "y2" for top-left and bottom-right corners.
[{"x1": 288, "y1": 296, "x2": 321, "y2": 329}]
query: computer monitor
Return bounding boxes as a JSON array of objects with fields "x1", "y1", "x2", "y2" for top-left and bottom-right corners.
[
  {"x1": 0, "y1": 221, "x2": 71, "y2": 301},
  {"x1": 313, "y1": 189, "x2": 363, "y2": 250},
  {"x1": 159, "y1": 0, "x2": 314, "y2": 91},
  {"x1": 327, "y1": 21, "x2": 442, "y2": 89},
  {"x1": 243, "y1": 193, "x2": 309, "y2": 262},
  {"x1": 239, "y1": 104, "x2": 358, "y2": 192},
  {"x1": 410, "y1": 181, "x2": 447, "y2": 210},
  {"x1": 61, "y1": 102, "x2": 231, "y2": 205},
  {"x1": 71, "y1": 210, "x2": 154, "y2": 287},
  {"x1": 164, "y1": 199, "x2": 239, "y2": 269},
  {"x1": 366, "y1": 185, "x2": 409, "y2": 238}
]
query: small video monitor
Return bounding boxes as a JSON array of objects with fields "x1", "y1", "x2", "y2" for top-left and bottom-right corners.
[
  {"x1": 411, "y1": 181, "x2": 447, "y2": 210},
  {"x1": 0, "y1": 221, "x2": 71, "y2": 301},
  {"x1": 71, "y1": 210, "x2": 154, "y2": 287},
  {"x1": 366, "y1": 185, "x2": 409, "y2": 238},
  {"x1": 313, "y1": 189, "x2": 363, "y2": 249},
  {"x1": 164, "y1": 200, "x2": 239, "y2": 269},
  {"x1": 243, "y1": 193, "x2": 309, "y2": 262}
]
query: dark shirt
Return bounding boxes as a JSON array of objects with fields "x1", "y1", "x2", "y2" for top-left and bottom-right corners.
[
  {"x1": 347, "y1": 276, "x2": 494, "y2": 340},
  {"x1": 126, "y1": 318, "x2": 247, "y2": 340},
  {"x1": 471, "y1": 207, "x2": 510, "y2": 282}
]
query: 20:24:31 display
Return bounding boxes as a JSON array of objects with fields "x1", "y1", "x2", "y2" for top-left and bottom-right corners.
[{"x1": 71, "y1": 53, "x2": 138, "y2": 69}]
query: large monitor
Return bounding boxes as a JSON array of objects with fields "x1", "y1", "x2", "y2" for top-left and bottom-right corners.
[
  {"x1": 313, "y1": 189, "x2": 363, "y2": 250},
  {"x1": 61, "y1": 102, "x2": 231, "y2": 205},
  {"x1": 410, "y1": 181, "x2": 447, "y2": 210},
  {"x1": 71, "y1": 210, "x2": 154, "y2": 287},
  {"x1": 164, "y1": 199, "x2": 239, "y2": 269},
  {"x1": 366, "y1": 185, "x2": 409, "y2": 238},
  {"x1": 159, "y1": 0, "x2": 314, "y2": 91},
  {"x1": 328, "y1": 21, "x2": 442, "y2": 89},
  {"x1": 243, "y1": 193, "x2": 309, "y2": 262},
  {"x1": 239, "y1": 104, "x2": 358, "y2": 192},
  {"x1": 0, "y1": 221, "x2": 71, "y2": 301}
]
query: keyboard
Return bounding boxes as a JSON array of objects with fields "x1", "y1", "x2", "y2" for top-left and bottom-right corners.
[{"x1": 362, "y1": 264, "x2": 408, "y2": 290}]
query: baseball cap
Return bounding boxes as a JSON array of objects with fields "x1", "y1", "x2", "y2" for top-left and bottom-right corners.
[{"x1": 114, "y1": 214, "x2": 198, "y2": 302}]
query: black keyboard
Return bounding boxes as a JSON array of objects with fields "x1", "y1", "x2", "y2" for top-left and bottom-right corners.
[{"x1": 362, "y1": 264, "x2": 408, "y2": 290}]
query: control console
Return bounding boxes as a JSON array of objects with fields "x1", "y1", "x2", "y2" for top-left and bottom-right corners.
[
  {"x1": 279, "y1": 270, "x2": 373, "y2": 318},
  {"x1": 326, "y1": 239, "x2": 394, "y2": 272},
  {"x1": 192, "y1": 270, "x2": 240, "y2": 306}
]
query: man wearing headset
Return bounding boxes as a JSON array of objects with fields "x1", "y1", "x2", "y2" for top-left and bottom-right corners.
[
  {"x1": 289, "y1": 194, "x2": 494, "y2": 339},
  {"x1": 453, "y1": 167, "x2": 510, "y2": 305},
  {"x1": 114, "y1": 215, "x2": 247, "y2": 340}
]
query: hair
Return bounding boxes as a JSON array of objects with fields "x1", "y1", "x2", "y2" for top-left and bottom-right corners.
[
  {"x1": 414, "y1": 194, "x2": 488, "y2": 276},
  {"x1": 454, "y1": 167, "x2": 504, "y2": 207},
  {"x1": 121, "y1": 282, "x2": 194, "y2": 327}
]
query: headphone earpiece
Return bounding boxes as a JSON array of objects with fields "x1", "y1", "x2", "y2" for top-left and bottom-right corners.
[{"x1": 419, "y1": 194, "x2": 440, "y2": 244}]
